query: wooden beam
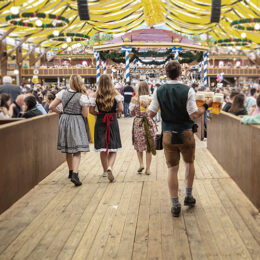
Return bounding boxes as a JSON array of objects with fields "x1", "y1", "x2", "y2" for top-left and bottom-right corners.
[
  {"x1": 21, "y1": 43, "x2": 41, "y2": 62},
  {"x1": 31, "y1": 48, "x2": 50, "y2": 67},
  {"x1": 0, "y1": 39, "x2": 7, "y2": 82},
  {"x1": 7, "y1": 36, "x2": 29, "y2": 57},
  {"x1": 0, "y1": 27, "x2": 15, "y2": 41}
]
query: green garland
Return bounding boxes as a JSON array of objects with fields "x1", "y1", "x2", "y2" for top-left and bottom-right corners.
[
  {"x1": 48, "y1": 33, "x2": 89, "y2": 41},
  {"x1": 132, "y1": 49, "x2": 172, "y2": 57},
  {"x1": 6, "y1": 12, "x2": 69, "y2": 28},
  {"x1": 215, "y1": 38, "x2": 252, "y2": 46},
  {"x1": 231, "y1": 18, "x2": 260, "y2": 31},
  {"x1": 99, "y1": 49, "x2": 203, "y2": 64}
]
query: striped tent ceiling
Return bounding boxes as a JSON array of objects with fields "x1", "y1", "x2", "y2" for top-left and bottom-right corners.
[{"x1": 0, "y1": 0, "x2": 259, "y2": 49}]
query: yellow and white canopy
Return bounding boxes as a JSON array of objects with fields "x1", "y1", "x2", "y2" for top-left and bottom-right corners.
[{"x1": 0, "y1": 0, "x2": 259, "y2": 49}]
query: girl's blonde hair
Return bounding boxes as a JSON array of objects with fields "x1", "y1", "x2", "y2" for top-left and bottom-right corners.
[
  {"x1": 138, "y1": 81, "x2": 150, "y2": 97},
  {"x1": 70, "y1": 75, "x2": 87, "y2": 94},
  {"x1": 96, "y1": 74, "x2": 117, "y2": 112}
]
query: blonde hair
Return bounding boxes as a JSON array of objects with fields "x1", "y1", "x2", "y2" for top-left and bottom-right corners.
[
  {"x1": 138, "y1": 81, "x2": 150, "y2": 97},
  {"x1": 70, "y1": 75, "x2": 87, "y2": 94},
  {"x1": 96, "y1": 74, "x2": 117, "y2": 112}
]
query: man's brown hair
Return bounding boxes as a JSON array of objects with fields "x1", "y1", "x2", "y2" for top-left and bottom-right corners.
[{"x1": 165, "y1": 60, "x2": 181, "y2": 80}]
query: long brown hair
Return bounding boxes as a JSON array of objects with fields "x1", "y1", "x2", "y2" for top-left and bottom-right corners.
[
  {"x1": 229, "y1": 93, "x2": 245, "y2": 113},
  {"x1": 96, "y1": 74, "x2": 117, "y2": 112},
  {"x1": 70, "y1": 75, "x2": 87, "y2": 94},
  {"x1": 137, "y1": 81, "x2": 150, "y2": 97}
]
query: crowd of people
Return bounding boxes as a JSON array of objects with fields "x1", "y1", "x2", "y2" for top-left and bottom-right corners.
[{"x1": 0, "y1": 61, "x2": 259, "y2": 217}]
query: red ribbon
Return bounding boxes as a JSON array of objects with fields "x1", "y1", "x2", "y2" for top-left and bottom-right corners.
[{"x1": 102, "y1": 113, "x2": 114, "y2": 154}]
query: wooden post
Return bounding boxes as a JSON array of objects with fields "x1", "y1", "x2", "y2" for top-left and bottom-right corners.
[
  {"x1": 0, "y1": 39, "x2": 7, "y2": 83},
  {"x1": 16, "y1": 46, "x2": 23, "y2": 85},
  {"x1": 29, "y1": 48, "x2": 36, "y2": 68}
]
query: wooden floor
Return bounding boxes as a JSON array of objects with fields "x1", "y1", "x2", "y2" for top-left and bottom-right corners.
[{"x1": 0, "y1": 119, "x2": 259, "y2": 260}]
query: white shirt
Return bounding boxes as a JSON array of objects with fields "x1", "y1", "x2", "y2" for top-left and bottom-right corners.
[
  {"x1": 148, "y1": 80, "x2": 198, "y2": 115},
  {"x1": 56, "y1": 89, "x2": 90, "y2": 107}
]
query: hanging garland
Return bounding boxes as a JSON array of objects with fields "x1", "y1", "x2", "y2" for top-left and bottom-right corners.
[
  {"x1": 99, "y1": 49, "x2": 203, "y2": 64},
  {"x1": 6, "y1": 12, "x2": 69, "y2": 28},
  {"x1": 131, "y1": 49, "x2": 172, "y2": 57},
  {"x1": 48, "y1": 33, "x2": 89, "y2": 41},
  {"x1": 215, "y1": 38, "x2": 252, "y2": 47},
  {"x1": 230, "y1": 18, "x2": 260, "y2": 31},
  {"x1": 134, "y1": 55, "x2": 173, "y2": 65}
]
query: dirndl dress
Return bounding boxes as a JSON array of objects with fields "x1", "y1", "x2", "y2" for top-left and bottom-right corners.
[
  {"x1": 131, "y1": 99, "x2": 157, "y2": 155},
  {"x1": 56, "y1": 89, "x2": 90, "y2": 154},
  {"x1": 91, "y1": 95, "x2": 123, "y2": 153}
]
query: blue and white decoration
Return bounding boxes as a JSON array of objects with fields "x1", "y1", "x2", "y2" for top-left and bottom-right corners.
[
  {"x1": 172, "y1": 46, "x2": 183, "y2": 60},
  {"x1": 133, "y1": 59, "x2": 137, "y2": 72},
  {"x1": 94, "y1": 50, "x2": 100, "y2": 84},
  {"x1": 121, "y1": 46, "x2": 132, "y2": 82},
  {"x1": 199, "y1": 62, "x2": 202, "y2": 79},
  {"x1": 203, "y1": 52, "x2": 209, "y2": 87},
  {"x1": 102, "y1": 60, "x2": 106, "y2": 74}
]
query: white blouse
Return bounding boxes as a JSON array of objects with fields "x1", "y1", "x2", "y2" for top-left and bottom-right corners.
[
  {"x1": 56, "y1": 89, "x2": 90, "y2": 107},
  {"x1": 90, "y1": 94, "x2": 124, "y2": 107}
]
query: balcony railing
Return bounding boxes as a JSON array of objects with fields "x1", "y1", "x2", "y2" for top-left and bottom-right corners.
[
  {"x1": 208, "y1": 67, "x2": 260, "y2": 76},
  {"x1": 21, "y1": 68, "x2": 110, "y2": 77}
]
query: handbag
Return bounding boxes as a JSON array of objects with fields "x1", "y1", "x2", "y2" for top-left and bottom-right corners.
[{"x1": 155, "y1": 132, "x2": 163, "y2": 150}]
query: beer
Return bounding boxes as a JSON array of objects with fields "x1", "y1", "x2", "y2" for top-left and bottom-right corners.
[
  {"x1": 205, "y1": 92, "x2": 214, "y2": 100},
  {"x1": 140, "y1": 95, "x2": 150, "y2": 112},
  {"x1": 212, "y1": 94, "x2": 224, "y2": 114},
  {"x1": 196, "y1": 92, "x2": 205, "y2": 107}
]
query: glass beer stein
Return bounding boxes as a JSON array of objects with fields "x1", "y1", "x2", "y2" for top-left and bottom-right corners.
[
  {"x1": 196, "y1": 92, "x2": 205, "y2": 107},
  {"x1": 212, "y1": 94, "x2": 224, "y2": 114}
]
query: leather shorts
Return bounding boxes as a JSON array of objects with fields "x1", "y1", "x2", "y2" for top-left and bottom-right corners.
[{"x1": 163, "y1": 130, "x2": 195, "y2": 168}]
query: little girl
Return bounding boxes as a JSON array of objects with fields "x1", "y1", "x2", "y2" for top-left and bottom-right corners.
[
  {"x1": 89, "y1": 74, "x2": 123, "y2": 182},
  {"x1": 50, "y1": 75, "x2": 90, "y2": 186}
]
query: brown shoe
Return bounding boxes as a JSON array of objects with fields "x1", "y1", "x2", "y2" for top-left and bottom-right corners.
[{"x1": 107, "y1": 167, "x2": 114, "y2": 182}]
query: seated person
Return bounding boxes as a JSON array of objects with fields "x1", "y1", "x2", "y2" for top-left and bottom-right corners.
[
  {"x1": 228, "y1": 94, "x2": 247, "y2": 116},
  {"x1": 12, "y1": 94, "x2": 25, "y2": 118},
  {"x1": 0, "y1": 93, "x2": 15, "y2": 118},
  {"x1": 223, "y1": 90, "x2": 239, "y2": 112},
  {"x1": 22, "y1": 96, "x2": 43, "y2": 118},
  {"x1": 241, "y1": 95, "x2": 260, "y2": 124}
]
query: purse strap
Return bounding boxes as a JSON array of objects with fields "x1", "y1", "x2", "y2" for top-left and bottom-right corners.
[{"x1": 63, "y1": 91, "x2": 77, "y2": 111}]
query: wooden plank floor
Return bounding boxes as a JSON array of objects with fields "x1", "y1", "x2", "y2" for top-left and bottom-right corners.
[{"x1": 0, "y1": 118, "x2": 259, "y2": 260}]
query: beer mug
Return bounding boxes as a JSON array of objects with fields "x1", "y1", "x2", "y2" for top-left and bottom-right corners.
[
  {"x1": 140, "y1": 95, "x2": 149, "y2": 112},
  {"x1": 212, "y1": 94, "x2": 224, "y2": 114},
  {"x1": 196, "y1": 92, "x2": 205, "y2": 107}
]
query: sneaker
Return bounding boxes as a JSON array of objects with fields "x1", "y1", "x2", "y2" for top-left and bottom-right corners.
[
  {"x1": 171, "y1": 203, "x2": 181, "y2": 217},
  {"x1": 184, "y1": 196, "x2": 196, "y2": 207},
  {"x1": 71, "y1": 173, "x2": 82, "y2": 186},
  {"x1": 107, "y1": 167, "x2": 114, "y2": 182},
  {"x1": 68, "y1": 170, "x2": 73, "y2": 179},
  {"x1": 102, "y1": 172, "x2": 107, "y2": 177}
]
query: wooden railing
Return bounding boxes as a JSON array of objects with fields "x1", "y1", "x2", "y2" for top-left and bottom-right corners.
[
  {"x1": 208, "y1": 67, "x2": 260, "y2": 76},
  {"x1": 21, "y1": 68, "x2": 111, "y2": 77},
  {"x1": 0, "y1": 114, "x2": 65, "y2": 213},
  {"x1": 207, "y1": 112, "x2": 260, "y2": 210}
]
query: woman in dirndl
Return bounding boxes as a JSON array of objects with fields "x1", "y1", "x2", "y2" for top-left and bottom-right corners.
[
  {"x1": 50, "y1": 75, "x2": 90, "y2": 186},
  {"x1": 130, "y1": 81, "x2": 156, "y2": 175},
  {"x1": 89, "y1": 74, "x2": 123, "y2": 182}
]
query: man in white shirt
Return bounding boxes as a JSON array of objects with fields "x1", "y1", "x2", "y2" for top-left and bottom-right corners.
[{"x1": 148, "y1": 60, "x2": 212, "y2": 217}]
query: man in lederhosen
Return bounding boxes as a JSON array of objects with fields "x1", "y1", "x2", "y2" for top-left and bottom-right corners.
[{"x1": 148, "y1": 60, "x2": 213, "y2": 217}]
